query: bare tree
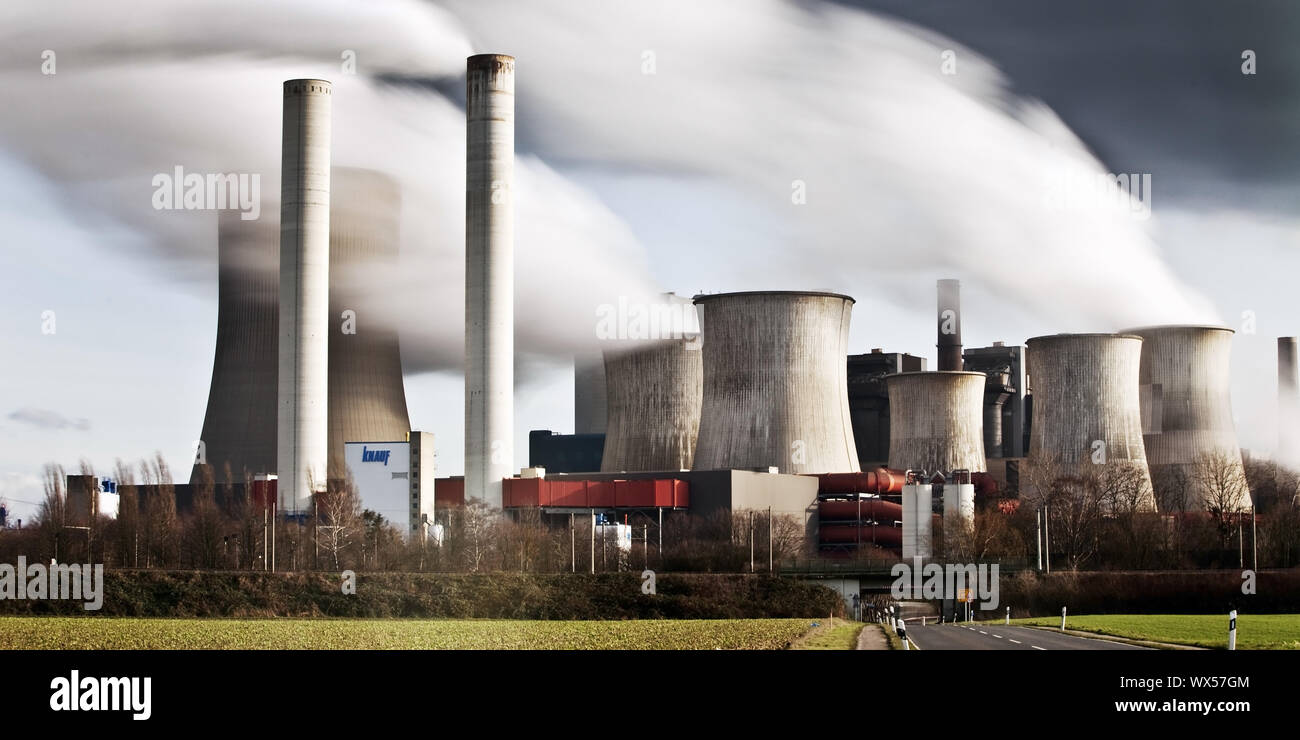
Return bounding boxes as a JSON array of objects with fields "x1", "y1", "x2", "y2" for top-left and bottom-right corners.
[
  {"x1": 314, "y1": 477, "x2": 363, "y2": 571},
  {"x1": 1195, "y1": 450, "x2": 1250, "y2": 548}
]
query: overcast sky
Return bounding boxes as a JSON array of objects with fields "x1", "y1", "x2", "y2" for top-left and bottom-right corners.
[{"x1": 1, "y1": 0, "x2": 1296, "y2": 521}]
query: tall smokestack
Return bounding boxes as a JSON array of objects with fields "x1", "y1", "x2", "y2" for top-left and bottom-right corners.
[
  {"x1": 277, "y1": 79, "x2": 332, "y2": 513},
  {"x1": 465, "y1": 54, "x2": 515, "y2": 508},
  {"x1": 1280, "y1": 337, "x2": 1299, "y2": 464},
  {"x1": 937, "y1": 279, "x2": 962, "y2": 371}
]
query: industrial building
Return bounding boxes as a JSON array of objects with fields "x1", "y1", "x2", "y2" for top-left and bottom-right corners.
[{"x1": 885, "y1": 370, "x2": 987, "y2": 474}]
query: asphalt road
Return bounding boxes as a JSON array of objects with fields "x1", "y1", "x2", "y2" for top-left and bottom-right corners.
[{"x1": 905, "y1": 623, "x2": 1149, "y2": 650}]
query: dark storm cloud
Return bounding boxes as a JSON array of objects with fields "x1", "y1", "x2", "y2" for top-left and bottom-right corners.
[{"x1": 848, "y1": 0, "x2": 1300, "y2": 211}]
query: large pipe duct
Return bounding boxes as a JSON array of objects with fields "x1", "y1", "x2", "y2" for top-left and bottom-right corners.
[
  {"x1": 885, "y1": 371, "x2": 987, "y2": 474},
  {"x1": 936, "y1": 278, "x2": 962, "y2": 371},
  {"x1": 196, "y1": 170, "x2": 412, "y2": 487},
  {"x1": 692, "y1": 291, "x2": 860, "y2": 474},
  {"x1": 1024, "y1": 333, "x2": 1155, "y2": 510},
  {"x1": 465, "y1": 54, "x2": 515, "y2": 509},
  {"x1": 277, "y1": 78, "x2": 331, "y2": 513},
  {"x1": 1126, "y1": 325, "x2": 1250, "y2": 511},
  {"x1": 600, "y1": 337, "x2": 702, "y2": 472},
  {"x1": 1279, "y1": 337, "x2": 1299, "y2": 466},
  {"x1": 573, "y1": 352, "x2": 608, "y2": 435}
]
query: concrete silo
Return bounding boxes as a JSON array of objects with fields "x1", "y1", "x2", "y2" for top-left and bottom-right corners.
[
  {"x1": 278, "y1": 79, "x2": 332, "y2": 512},
  {"x1": 194, "y1": 169, "x2": 411, "y2": 487},
  {"x1": 1024, "y1": 333, "x2": 1155, "y2": 510},
  {"x1": 691, "y1": 291, "x2": 860, "y2": 474},
  {"x1": 464, "y1": 54, "x2": 515, "y2": 509},
  {"x1": 600, "y1": 338, "x2": 702, "y2": 472},
  {"x1": 884, "y1": 371, "x2": 987, "y2": 474},
  {"x1": 1125, "y1": 325, "x2": 1250, "y2": 511}
]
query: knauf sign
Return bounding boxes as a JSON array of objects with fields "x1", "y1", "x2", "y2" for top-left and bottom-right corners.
[{"x1": 361, "y1": 447, "x2": 392, "y2": 465}]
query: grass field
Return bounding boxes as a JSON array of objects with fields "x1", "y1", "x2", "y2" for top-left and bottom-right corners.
[
  {"x1": 1012, "y1": 614, "x2": 1300, "y2": 650},
  {"x1": 0, "y1": 617, "x2": 820, "y2": 650},
  {"x1": 791, "y1": 618, "x2": 863, "y2": 650}
]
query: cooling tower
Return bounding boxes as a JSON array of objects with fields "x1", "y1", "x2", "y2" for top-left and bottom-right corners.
[
  {"x1": 278, "y1": 78, "x2": 332, "y2": 512},
  {"x1": 195, "y1": 211, "x2": 278, "y2": 483},
  {"x1": 600, "y1": 338, "x2": 703, "y2": 472},
  {"x1": 1125, "y1": 325, "x2": 1250, "y2": 511},
  {"x1": 885, "y1": 371, "x2": 987, "y2": 474},
  {"x1": 573, "y1": 352, "x2": 608, "y2": 435},
  {"x1": 691, "y1": 291, "x2": 860, "y2": 474},
  {"x1": 1025, "y1": 333, "x2": 1155, "y2": 509},
  {"x1": 465, "y1": 54, "x2": 515, "y2": 509},
  {"x1": 326, "y1": 170, "x2": 411, "y2": 480},
  {"x1": 1279, "y1": 337, "x2": 1299, "y2": 465},
  {"x1": 195, "y1": 169, "x2": 411, "y2": 487}
]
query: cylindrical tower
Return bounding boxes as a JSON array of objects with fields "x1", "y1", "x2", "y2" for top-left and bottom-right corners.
[
  {"x1": 574, "y1": 352, "x2": 608, "y2": 435},
  {"x1": 465, "y1": 54, "x2": 515, "y2": 509},
  {"x1": 196, "y1": 212, "x2": 278, "y2": 484},
  {"x1": 327, "y1": 169, "x2": 411, "y2": 480},
  {"x1": 1025, "y1": 333, "x2": 1155, "y2": 510},
  {"x1": 1279, "y1": 337, "x2": 1299, "y2": 466},
  {"x1": 278, "y1": 78, "x2": 332, "y2": 513},
  {"x1": 1126, "y1": 325, "x2": 1250, "y2": 511},
  {"x1": 691, "y1": 291, "x2": 860, "y2": 474},
  {"x1": 600, "y1": 338, "x2": 703, "y2": 472},
  {"x1": 885, "y1": 371, "x2": 987, "y2": 474},
  {"x1": 936, "y1": 279, "x2": 962, "y2": 371}
]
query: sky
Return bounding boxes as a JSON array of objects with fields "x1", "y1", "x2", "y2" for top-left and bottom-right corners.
[{"x1": 0, "y1": 0, "x2": 1296, "y2": 521}]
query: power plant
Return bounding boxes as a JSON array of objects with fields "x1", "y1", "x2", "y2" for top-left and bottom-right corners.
[
  {"x1": 174, "y1": 56, "x2": 1281, "y2": 564},
  {"x1": 464, "y1": 54, "x2": 515, "y2": 510},
  {"x1": 1024, "y1": 333, "x2": 1156, "y2": 510},
  {"x1": 1126, "y1": 325, "x2": 1250, "y2": 511},
  {"x1": 691, "y1": 291, "x2": 860, "y2": 474}
]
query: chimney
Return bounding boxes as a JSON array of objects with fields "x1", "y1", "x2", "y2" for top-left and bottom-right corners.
[
  {"x1": 464, "y1": 54, "x2": 515, "y2": 509},
  {"x1": 936, "y1": 279, "x2": 962, "y2": 371},
  {"x1": 277, "y1": 79, "x2": 332, "y2": 514},
  {"x1": 1280, "y1": 337, "x2": 1299, "y2": 462}
]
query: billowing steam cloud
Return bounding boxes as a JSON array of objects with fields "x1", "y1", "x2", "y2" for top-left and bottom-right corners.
[{"x1": 0, "y1": 0, "x2": 1217, "y2": 384}]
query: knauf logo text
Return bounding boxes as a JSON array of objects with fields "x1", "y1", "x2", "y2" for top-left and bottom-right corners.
[{"x1": 362, "y1": 447, "x2": 391, "y2": 465}]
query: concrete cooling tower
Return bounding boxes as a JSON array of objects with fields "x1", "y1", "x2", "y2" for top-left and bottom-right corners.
[
  {"x1": 194, "y1": 168, "x2": 411, "y2": 486},
  {"x1": 573, "y1": 352, "x2": 608, "y2": 435},
  {"x1": 1125, "y1": 325, "x2": 1250, "y2": 511},
  {"x1": 691, "y1": 291, "x2": 860, "y2": 474},
  {"x1": 600, "y1": 338, "x2": 703, "y2": 472},
  {"x1": 885, "y1": 371, "x2": 987, "y2": 474},
  {"x1": 1025, "y1": 333, "x2": 1155, "y2": 510}
]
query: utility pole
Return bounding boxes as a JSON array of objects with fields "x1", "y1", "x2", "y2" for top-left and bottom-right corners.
[
  {"x1": 1239, "y1": 515, "x2": 1244, "y2": 568},
  {"x1": 749, "y1": 510, "x2": 755, "y2": 573},
  {"x1": 570, "y1": 513, "x2": 575, "y2": 573},
  {"x1": 1252, "y1": 505, "x2": 1258, "y2": 570},
  {"x1": 768, "y1": 506, "x2": 773, "y2": 573},
  {"x1": 658, "y1": 508, "x2": 663, "y2": 563},
  {"x1": 644, "y1": 524, "x2": 649, "y2": 570},
  {"x1": 589, "y1": 509, "x2": 595, "y2": 575},
  {"x1": 1036, "y1": 507, "x2": 1043, "y2": 571},
  {"x1": 1044, "y1": 504, "x2": 1051, "y2": 574}
]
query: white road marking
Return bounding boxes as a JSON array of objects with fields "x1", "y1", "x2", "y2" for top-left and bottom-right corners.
[
  {"x1": 1009, "y1": 639, "x2": 1022, "y2": 644},
  {"x1": 978, "y1": 630, "x2": 988, "y2": 635},
  {"x1": 993, "y1": 634, "x2": 1003, "y2": 639},
  {"x1": 1032, "y1": 645, "x2": 1046, "y2": 650}
]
